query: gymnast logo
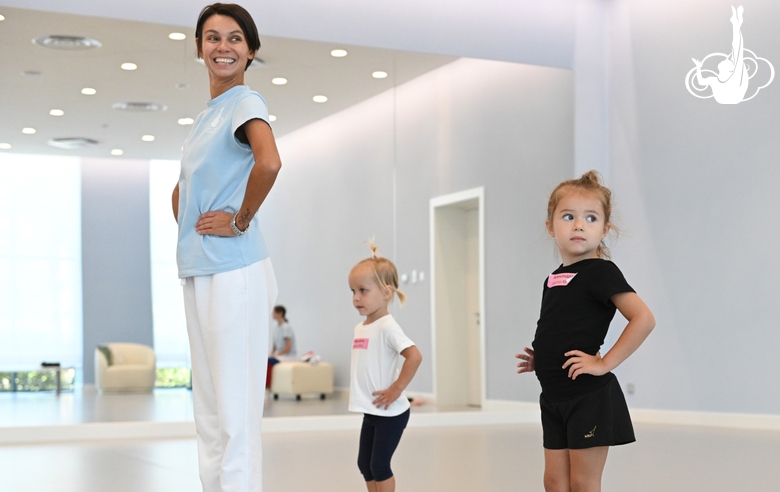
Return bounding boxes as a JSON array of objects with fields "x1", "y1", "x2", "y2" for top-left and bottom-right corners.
[{"x1": 685, "y1": 5, "x2": 774, "y2": 104}]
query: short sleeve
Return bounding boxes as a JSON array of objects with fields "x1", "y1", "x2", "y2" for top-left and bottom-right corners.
[
  {"x1": 231, "y1": 91, "x2": 269, "y2": 136},
  {"x1": 384, "y1": 324, "x2": 415, "y2": 354},
  {"x1": 282, "y1": 325, "x2": 294, "y2": 339},
  {"x1": 589, "y1": 261, "x2": 635, "y2": 306}
]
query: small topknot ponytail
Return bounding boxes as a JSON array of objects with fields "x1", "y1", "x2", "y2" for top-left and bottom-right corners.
[
  {"x1": 352, "y1": 240, "x2": 407, "y2": 305},
  {"x1": 546, "y1": 170, "x2": 617, "y2": 259}
]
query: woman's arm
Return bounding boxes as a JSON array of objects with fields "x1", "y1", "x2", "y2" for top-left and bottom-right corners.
[
  {"x1": 276, "y1": 338, "x2": 292, "y2": 356},
  {"x1": 371, "y1": 345, "x2": 423, "y2": 410},
  {"x1": 195, "y1": 119, "x2": 282, "y2": 236},
  {"x1": 562, "y1": 292, "x2": 655, "y2": 380},
  {"x1": 172, "y1": 183, "x2": 179, "y2": 223}
]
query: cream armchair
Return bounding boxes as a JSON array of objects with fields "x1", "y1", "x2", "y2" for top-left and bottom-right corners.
[{"x1": 94, "y1": 343, "x2": 156, "y2": 393}]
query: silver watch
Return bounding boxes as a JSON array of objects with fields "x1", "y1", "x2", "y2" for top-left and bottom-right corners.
[{"x1": 230, "y1": 212, "x2": 248, "y2": 236}]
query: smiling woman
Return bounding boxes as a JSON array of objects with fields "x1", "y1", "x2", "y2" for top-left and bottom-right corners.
[{"x1": 174, "y1": 4, "x2": 283, "y2": 492}]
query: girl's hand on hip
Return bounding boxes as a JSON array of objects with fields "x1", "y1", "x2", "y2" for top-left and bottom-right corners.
[
  {"x1": 515, "y1": 347, "x2": 535, "y2": 374},
  {"x1": 562, "y1": 350, "x2": 606, "y2": 380},
  {"x1": 196, "y1": 211, "x2": 236, "y2": 236},
  {"x1": 372, "y1": 386, "x2": 402, "y2": 410}
]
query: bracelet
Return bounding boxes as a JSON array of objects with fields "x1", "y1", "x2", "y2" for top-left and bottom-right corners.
[{"x1": 230, "y1": 212, "x2": 249, "y2": 236}]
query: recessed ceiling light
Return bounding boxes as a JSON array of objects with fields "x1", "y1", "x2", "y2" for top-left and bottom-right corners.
[
  {"x1": 0, "y1": 15, "x2": 6, "y2": 22},
  {"x1": 312, "y1": 95, "x2": 328, "y2": 103},
  {"x1": 0, "y1": 143, "x2": 11, "y2": 150},
  {"x1": 168, "y1": 32, "x2": 186, "y2": 41},
  {"x1": 372, "y1": 71, "x2": 388, "y2": 79},
  {"x1": 330, "y1": 49, "x2": 347, "y2": 58},
  {"x1": 81, "y1": 88, "x2": 97, "y2": 95},
  {"x1": 111, "y1": 149, "x2": 124, "y2": 156},
  {"x1": 50, "y1": 109, "x2": 64, "y2": 116},
  {"x1": 22, "y1": 127, "x2": 36, "y2": 134},
  {"x1": 141, "y1": 135, "x2": 155, "y2": 142},
  {"x1": 33, "y1": 35, "x2": 101, "y2": 50},
  {"x1": 268, "y1": 115, "x2": 277, "y2": 122},
  {"x1": 178, "y1": 118, "x2": 194, "y2": 125},
  {"x1": 121, "y1": 62, "x2": 137, "y2": 71},
  {"x1": 271, "y1": 77, "x2": 287, "y2": 85}
]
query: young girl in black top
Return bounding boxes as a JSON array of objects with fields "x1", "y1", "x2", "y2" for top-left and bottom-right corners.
[{"x1": 516, "y1": 171, "x2": 655, "y2": 492}]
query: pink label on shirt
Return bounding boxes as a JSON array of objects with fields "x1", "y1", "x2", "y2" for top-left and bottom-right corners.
[
  {"x1": 547, "y1": 273, "x2": 577, "y2": 288},
  {"x1": 353, "y1": 338, "x2": 369, "y2": 349}
]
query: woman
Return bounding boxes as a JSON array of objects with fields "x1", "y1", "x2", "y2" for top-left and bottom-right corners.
[
  {"x1": 172, "y1": 4, "x2": 281, "y2": 491},
  {"x1": 270, "y1": 305, "x2": 297, "y2": 361}
]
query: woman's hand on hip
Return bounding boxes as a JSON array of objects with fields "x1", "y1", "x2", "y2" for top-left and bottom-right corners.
[{"x1": 196, "y1": 211, "x2": 236, "y2": 236}]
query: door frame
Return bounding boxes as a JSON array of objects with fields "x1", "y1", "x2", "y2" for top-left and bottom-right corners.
[{"x1": 429, "y1": 186, "x2": 486, "y2": 408}]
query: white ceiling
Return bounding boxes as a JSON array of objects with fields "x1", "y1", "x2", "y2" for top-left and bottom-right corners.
[
  {"x1": 0, "y1": 6, "x2": 455, "y2": 159},
  {"x1": 0, "y1": 0, "x2": 576, "y2": 67}
]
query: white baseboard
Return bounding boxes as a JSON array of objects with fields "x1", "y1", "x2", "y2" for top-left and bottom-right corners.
[
  {"x1": 630, "y1": 408, "x2": 780, "y2": 431},
  {"x1": 0, "y1": 421, "x2": 196, "y2": 445}
]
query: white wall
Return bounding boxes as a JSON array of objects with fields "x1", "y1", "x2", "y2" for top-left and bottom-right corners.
[
  {"x1": 260, "y1": 58, "x2": 573, "y2": 395},
  {"x1": 601, "y1": 0, "x2": 780, "y2": 414}
]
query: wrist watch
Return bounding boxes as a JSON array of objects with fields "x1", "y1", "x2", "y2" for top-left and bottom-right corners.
[{"x1": 230, "y1": 212, "x2": 249, "y2": 236}]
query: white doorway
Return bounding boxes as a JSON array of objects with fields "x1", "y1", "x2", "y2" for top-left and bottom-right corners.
[{"x1": 430, "y1": 187, "x2": 485, "y2": 408}]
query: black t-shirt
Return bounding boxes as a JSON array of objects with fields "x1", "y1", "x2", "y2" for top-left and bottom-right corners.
[{"x1": 532, "y1": 258, "x2": 635, "y2": 402}]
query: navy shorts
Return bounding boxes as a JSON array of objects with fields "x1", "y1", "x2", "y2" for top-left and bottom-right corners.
[
  {"x1": 540, "y1": 374, "x2": 635, "y2": 450},
  {"x1": 357, "y1": 409, "x2": 410, "y2": 482}
]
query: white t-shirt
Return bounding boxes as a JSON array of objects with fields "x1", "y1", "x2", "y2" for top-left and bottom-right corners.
[
  {"x1": 349, "y1": 314, "x2": 415, "y2": 417},
  {"x1": 271, "y1": 322, "x2": 297, "y2": 357}
]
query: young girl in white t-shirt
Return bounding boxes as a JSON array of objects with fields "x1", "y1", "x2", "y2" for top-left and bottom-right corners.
[{"x1": 348, "y1": 243, "x2": 423, "y2": 492}]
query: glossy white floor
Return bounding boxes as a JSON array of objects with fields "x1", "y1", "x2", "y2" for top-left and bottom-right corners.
[{"x1": 1, "y1": 389, "x2": 779, "y2": 491}]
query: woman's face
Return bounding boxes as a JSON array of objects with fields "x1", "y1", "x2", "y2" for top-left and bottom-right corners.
[{"x1": 198, "y1": 14, "x2": 255, "y2": 81}]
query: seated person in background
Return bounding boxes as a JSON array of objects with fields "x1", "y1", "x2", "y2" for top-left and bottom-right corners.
[{"x1": 269, "y1": 305, "x2": 297, "y2": 363}]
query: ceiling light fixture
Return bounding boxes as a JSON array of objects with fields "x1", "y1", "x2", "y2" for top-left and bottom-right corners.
[
  {"x1": 22, "y1": 127, "x2": 36, "y2": 134},
  {"x1": 312, "y1": 95, "x2": 328, "y2": 103},
  {"x1": 178, "y1": 118, "x2": 194, "y2": 125},
  {"x1": 268, "y1": 115, "x2": 277, "y2": 122},
  {"x1": 112, "y1": 102, "x2": 166, "y2": 112},
  {"x1": 141, "y1": 135, "x2": 155, "y2": 142},
  {"x1": 271, "y1": 77, "x2": 287, "y2": 85},
  {"x1": 121, "y1": 62, "x2": 137, "y2": 71},
  {"x1": 111, "y1": 149, "x2": 124, "y2": 156},
  {"x1": 22, "y1": 70, "x2": 41, "y2": 77},
  {"x1": 81, "y1": 88, "x2": 97, "y2": 95},
  {"x1": 50, "y1": 109, "x2": 64, "y2": 116},
  {"x1": 48, "y1": 138, "x2": 98, "y2": 149},
  {"x1": 372, "y1": 71, "x2": 388, "y2": 79},
  {"x1": 33, "y1": 35, "x2": 101, "y2": 50},
  {"x1": 330, "y1": 49, "x2": 347, "y2": 57},
  {"x1": 0, "y1": 143, "x2": 11, "y2": 150},
  {"x1": 0, "y1": 15, "x2": 5, "y2": 21},
  {"x1": 169, "y1": 32, "x2": 186, "y2": 41}
]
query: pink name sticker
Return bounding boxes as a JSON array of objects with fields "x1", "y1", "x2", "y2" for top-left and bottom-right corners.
[
  {"x1": 353, "y1": 338, "x2": 369, "y2": 350},
  {"x1": 547, "y1": 273, "x2": 577, "y2": 288}
]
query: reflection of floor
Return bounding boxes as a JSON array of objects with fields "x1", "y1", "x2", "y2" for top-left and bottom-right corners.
[
  {"x1": 0, "y1": 387, "x2": 475, "y2": 427},
  {"x1": 1, "y1": 423, "x2": 779, "y2": 491}
]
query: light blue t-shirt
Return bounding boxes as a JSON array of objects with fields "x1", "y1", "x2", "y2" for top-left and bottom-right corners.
[{"x1": 176, "y1": 85, "x2": 270, "y2": 278}]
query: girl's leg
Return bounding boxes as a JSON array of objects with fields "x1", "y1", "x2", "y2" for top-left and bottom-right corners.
[
  {"x1": 543, "y1": 449, "x2": 571, "y2": 492},
  {"x1": 368, "y1": 409, "x2": 410, "y2": 492},
  {"x1": 569, "y1": 447, "x2": 609, "y2": 492},
  {"x1": 358, "y1": 415, "x2": 378, "y2": 491}
]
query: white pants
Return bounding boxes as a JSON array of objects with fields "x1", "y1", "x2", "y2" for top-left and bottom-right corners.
[{"x1": 183, "y1": 259, "x2": 278, "y2": 492}]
